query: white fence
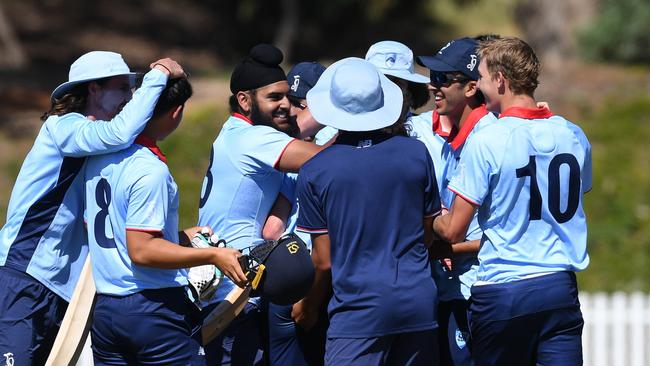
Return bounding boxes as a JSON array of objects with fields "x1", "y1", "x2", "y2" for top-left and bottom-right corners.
[
  {"x1": 582, "y1": 292, "x2": 650, "y2": 366},
  {"x1": 75, "y1": 292, "x2": 650, "y2": 366}
]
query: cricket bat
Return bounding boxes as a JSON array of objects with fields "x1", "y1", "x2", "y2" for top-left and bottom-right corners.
[
  {"x1": 45, "y1": 257, "x2": 97, "y2": 366},
  {"x1": 201, "y1": 285, "x2": 252, "y2": 345}
]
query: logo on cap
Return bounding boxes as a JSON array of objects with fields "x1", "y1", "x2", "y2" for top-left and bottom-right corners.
[
  {"x1": 385, "y1": 53, "x2": 397, "y2": 68},
  {"x1": 467, "y1": 54, "x2": 477, "y2": 71},
  {"x1": 439, "y1": 41, "x2": 453, "y2": 54},
  {"x1": 291, "y1": 75, "x2": 300, "y2": 92},
  {"x1": 286, "y1": 241, "x2": 299, "y2": 254}
]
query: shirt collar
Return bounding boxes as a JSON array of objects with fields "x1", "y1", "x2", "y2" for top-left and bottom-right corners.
[
  {"x1": 432, "y1": 110, "x2": 458, "y2": 139},
  {"x1": 233, "y1": 112, "x2": 253, "y2": 125},
  {"x1": 135, "y1": 134, "x2": 167, "y2": 164},
  {"x1": 499, "y1": 106, "x2": 553, "y2": 119},
  {"x1": 448, "y1": 105, "x2": 490, "y2": 151}
]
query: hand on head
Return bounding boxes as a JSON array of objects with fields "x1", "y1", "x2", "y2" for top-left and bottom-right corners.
[{"x1": 150, "y1": 58, "x2": 186, "y2": 78}]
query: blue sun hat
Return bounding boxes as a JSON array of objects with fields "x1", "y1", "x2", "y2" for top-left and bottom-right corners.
[
  {"x1": 365, "y1": 40, "x2": 430, "y2": 84},
  {"x1": 51, "y1": 51, "x2": 140, "y2": 102},
  {"x1": 306, "y1": 57, "x2": 403, "y2": 132}
]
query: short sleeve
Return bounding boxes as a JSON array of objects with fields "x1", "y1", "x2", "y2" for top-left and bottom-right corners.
[
  {"x1": 424, "y1": 152, "x2": 442, "y2": 217},
  {"x1": 240, "y1": 127, "x2": 296, "y2": 173},
  {"x1": 447, "y1": 134, "x2": 493, "y2": 206},
  {"x1": 125, "y1": 164, "x2": 170, "y2": 232},
  {"x1": 296, "y1": 169, "x2": 328, "y2": 234}
]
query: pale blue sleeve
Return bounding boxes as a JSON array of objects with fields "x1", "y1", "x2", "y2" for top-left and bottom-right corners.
[
  {"x1": 125, "y1": 164, "x2": 170, "y2": 232},
  {"x1": 239, "y1": 127, "x2": 295, "y2": 174},
  {"x1": 48, "y1": 69, "x2": 168, "y2": 157},
  {"x1": 582, "y1": 142, "x2": 592, "y2": 193},
  {"x1": 572, "y1": 124, "x2": 592, "y2": 193},
  {"x1": 447, "y1": 134, "x2": 495, "y2": 206},
  {"x1": 280, "y1": 173, "x2": 298, "y2": 202}
]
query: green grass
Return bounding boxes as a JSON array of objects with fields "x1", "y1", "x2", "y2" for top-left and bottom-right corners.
[
  {"x1": 577, "y1": 97, "x2": 650, "y2": 292},
  {"x1": 161, "y1": 104, "x2": 229, "y2": 230}
]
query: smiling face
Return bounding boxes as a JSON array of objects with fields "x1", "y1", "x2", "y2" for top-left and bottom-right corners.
[
  {"x1": 88, "y1": 75, "x2": 134, "y2": 120},
  {"x1": 477, "y1": 58, "x2": 501, "y2": 114},
  {"x1": 428, "y1": 71, "x2": 476, "y2": 126},
  {"x1": 249, "y1": 80, "x2": 292, "y2": 133}
]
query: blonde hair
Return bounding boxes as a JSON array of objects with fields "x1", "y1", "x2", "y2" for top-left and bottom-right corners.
[{"x1": 477, "y1": 37, "x2": 540, "y2": 96}]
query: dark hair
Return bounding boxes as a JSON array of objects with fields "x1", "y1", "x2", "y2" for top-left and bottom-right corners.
[
  {"x1": 474, "y1": 34, "x2": 502, "y2": 42},
  {"x1": 408, "y1": 81, "x2": 430, "y2": 110},
  {"x1": 152, "y1": 78, "x2": 193, "y2": 118},
  {"x1": 40, "y1": 78, "x2": 109, "y2": 121},
  {"x1": 228, "y1": 89, "x2": 256, "y2": 114}
]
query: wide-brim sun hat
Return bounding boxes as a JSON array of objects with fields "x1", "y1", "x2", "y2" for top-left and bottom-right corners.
[
  {"x1": 306, "y1": 57, "x2": 403, "y2": 132},
  {"x1": 51, "y1": 51, "x2": 140, "y2": 102},
  {"x1": 365, "y1": 40, "x2": 430, "y2": 84}
]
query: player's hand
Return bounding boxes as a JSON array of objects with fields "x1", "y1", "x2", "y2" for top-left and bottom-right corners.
[
  {"x1": 184, "y1": 226, "x2": 213, "y2": 240},
  {"x1": 212, "y1": 248, "x2": 248, "y2": 288},
  {"x1": 291, "y1": 299, "x2": 318, "y2": 330},
  {"x1": 150, "y1": 58, "x2": 185, "y2": 78}
]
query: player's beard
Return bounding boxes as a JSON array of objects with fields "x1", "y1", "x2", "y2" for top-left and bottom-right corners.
[{"x1": 250, "y1": 99, "x2": 296, "y2": 135}]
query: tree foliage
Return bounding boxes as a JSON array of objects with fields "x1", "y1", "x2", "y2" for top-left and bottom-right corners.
[{"x1": 579, "y1": 0, "x2": 650, "y2": 63}]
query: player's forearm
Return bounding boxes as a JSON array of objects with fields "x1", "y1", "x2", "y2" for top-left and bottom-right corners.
[
  {"x1": 127, "y1": 235, "x2": 219, "y2": 269},
  {"x1": 262, "y1": 194, "x2": 292, "y2": 240},
  {"x1": 451, "y1": 239, "x2": 480, "y2": 255},
  {"x1": 433, "y1": 213, "x2": 466, "y2": 243}
]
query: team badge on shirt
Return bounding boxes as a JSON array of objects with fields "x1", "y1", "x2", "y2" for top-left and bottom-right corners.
[{"x1": 455, "y1": 328, "x2": 468, "y2": 349}]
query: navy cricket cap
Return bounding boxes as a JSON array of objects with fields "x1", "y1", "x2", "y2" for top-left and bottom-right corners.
[
  {"x1": 417, "y1": 37, "x2": 480, "y2": 80},
  {"x1": 244, "y1": 233, "x2": 314, "y2": 305},
  {"x1": 287, "y1": 62, "x2": 326, "y2": 99}
]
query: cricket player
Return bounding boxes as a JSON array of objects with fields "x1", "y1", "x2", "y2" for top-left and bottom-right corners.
[
  {"x1": 263, "y1": 61, "x2": 330, "y2": 366},
  {"x1": 433, "y1": 37, "x2": 591, "y2": 366},
  {"x1": 197, "y1": 44, "x2": 323, "y2": 365},
  {"x1": 417, "y1": 36, "x2": 498, "y2": 366},
  {"x1": 84, "y1": 77, "x2": 246, "y2": 364},
  {"x1": 297, "y1": 57, "x2": 441, "y2": 366},
  {"x1": 0, "y1": 51, "x2": 183, "y2": 365}
]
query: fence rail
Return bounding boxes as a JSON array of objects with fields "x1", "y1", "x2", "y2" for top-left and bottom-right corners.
[{"x1": 582, "y1": 292, "x2": 650, "y2": 366}]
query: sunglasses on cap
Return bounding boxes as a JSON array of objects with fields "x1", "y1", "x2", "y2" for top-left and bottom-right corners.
[
  {"x1": 287, "y1": 95, "x2": 307, "y2": 110},
  {"x1": 429, "y1": 71, "x2": 472, "y2": 87}
]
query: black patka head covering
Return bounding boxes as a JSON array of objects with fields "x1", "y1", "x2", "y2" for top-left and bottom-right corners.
[{"x1": 230, "y1": 44, "x2": 286, "y2": 94}]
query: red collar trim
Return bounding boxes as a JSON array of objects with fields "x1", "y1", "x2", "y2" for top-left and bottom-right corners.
[
  {"x1": 432, "y1": 110, "x2": 458, "y2": 139},
  {"x1": 499, "y1": 106, "x2": 553, "y2": 119},
  {"x1": 233, "y1": 113, "x2": 253, "y2": 125},
  {"x1": 448, "y1": 105, "x2": 489, "y2": 151},
  {"x1": 135, "y1": 135, "x2": 167, "y2": 164}
]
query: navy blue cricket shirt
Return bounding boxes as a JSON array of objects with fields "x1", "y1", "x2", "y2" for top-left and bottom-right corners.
[{"x1": 296, "y1": 132, "x2": 440, "y2": 338}]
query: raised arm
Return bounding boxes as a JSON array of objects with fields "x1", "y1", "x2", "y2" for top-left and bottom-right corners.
[{"x1": 51, "y1": 59, "x2": 184, "y2": 157}]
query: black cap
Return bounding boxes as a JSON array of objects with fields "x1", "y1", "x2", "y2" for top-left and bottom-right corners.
[{"x1": 230, "y1": 44, "x2": 287, "y2": 94}]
